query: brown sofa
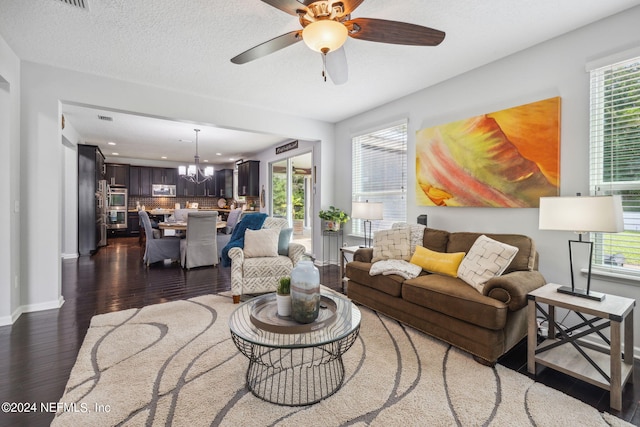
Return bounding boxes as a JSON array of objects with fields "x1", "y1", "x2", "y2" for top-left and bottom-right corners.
[{"x1": 345, "y1": 227, "x2": 546, "y2": 365}]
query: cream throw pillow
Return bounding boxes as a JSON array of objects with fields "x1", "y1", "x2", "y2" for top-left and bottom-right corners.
[
  {"x1": 457, "y1": 235, "x2": 519, "y2": 293},
  {"x1": 372, "y1": 228, "x2": 411, "y2": 263},
  {"x1": 392, "y1": 222, "x2": 427, "y2": 255},
  {"x1": 243, "y1": 228, "x2": 279, "y2": 258}
]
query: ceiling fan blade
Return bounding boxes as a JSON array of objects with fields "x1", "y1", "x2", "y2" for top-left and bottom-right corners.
[
  {"x1": 346, "y1": 17, "x2": 445, "y2": 46},
  {"x1": 325, "y1": 46, "x2": 348, "y2": 85},
  {"x1": 260, "y1": 0, "x2": 308, "y2": 16},
  {"x1": 231, "y1": 30, "x2": 302, "y2": 64}
]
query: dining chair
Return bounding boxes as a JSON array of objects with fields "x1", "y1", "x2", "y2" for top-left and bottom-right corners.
[
  {"x1": 139, "y1": 210, "x2": 181, "y2": 266},
  {"x1": 223, "y1": 207, "x2": 242, "y2": 234},
  {"x1": 180, "y1": 211, "x2": 219, "y2": 269}
]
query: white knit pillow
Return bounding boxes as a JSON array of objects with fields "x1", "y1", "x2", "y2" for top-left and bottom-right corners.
[
  {"x1": 457, "y1": 235, "x2": 519, "y2": 293},
  {"x1": 392, "y1": 222, "x2": 427, "y2": 255},
  {"x1": 372, "y1": 228, "x2": 411, "y2": 263},
  {"x1": 243, "y1": 228, "x2": 279, "y2": 258}
]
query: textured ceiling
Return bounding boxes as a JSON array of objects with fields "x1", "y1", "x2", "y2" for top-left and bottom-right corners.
[{"x1": 1, "y1": 0, "x2": 639, "y2": 164}]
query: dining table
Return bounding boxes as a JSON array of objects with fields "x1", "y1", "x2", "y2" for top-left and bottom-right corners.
[{"x1": 158, "y1": 220, "x2": 227, "y2": 236}]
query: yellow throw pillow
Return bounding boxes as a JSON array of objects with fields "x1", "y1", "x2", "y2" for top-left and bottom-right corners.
[{"x1": 410, "y1": 245, "x2": 465, "y2": 277}]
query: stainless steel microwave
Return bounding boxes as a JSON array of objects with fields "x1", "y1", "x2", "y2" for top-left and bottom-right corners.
[{"x1": 152, "y1": 184, "x2": 176, "y2": 197}]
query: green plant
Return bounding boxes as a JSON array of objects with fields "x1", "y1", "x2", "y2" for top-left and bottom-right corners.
[
  {"x1": 277, "y1": 277, "x2": 291, "y2": 295},
  {"x1": 318, "y1": 206, "x2": 350, "y2": 224}
]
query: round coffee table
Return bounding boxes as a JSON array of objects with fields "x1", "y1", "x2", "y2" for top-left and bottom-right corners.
[{"x1": 229, "y1": 291, "x2": 361, "y2": 406}]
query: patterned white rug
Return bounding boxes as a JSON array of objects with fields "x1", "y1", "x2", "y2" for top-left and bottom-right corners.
[{"x1": 52, "y1": 294, "x2": 631, "y2": 426}]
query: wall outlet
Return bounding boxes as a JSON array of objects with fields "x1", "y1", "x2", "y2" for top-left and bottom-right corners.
[{"x1": 14, "y1": 200, "x2": 19, "y2": 213}]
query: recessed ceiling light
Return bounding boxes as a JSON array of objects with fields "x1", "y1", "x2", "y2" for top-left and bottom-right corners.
[
  {"x1": 107, "y1": 141, "x2": 116, "y2": 146},
  {"x1": 161, "y1": 156, "x2": 167, "y2": 159},
  {"x1": 229, "y1": 158, "x2": 235, "y2": 161},
  {"x1": 204, "y1": 159, "x2": 209, "y2": 163},
  {"x1": 216, "y1": 153, "x2": 222, "y2": 156},
  {"x1": 112, "y1": 152, "x2": 119, "y2": 156}
]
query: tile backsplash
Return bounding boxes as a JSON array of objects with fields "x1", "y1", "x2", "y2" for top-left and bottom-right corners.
[{"x1": 129, "y1": 196, "x2": 258, "y2": 210}]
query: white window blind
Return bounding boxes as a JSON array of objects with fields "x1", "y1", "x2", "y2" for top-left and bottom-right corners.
[
  {"x1": 589, "y1": 55, "x2": 640, "y2": 273},
  {"x1": 352, "y1": 120, "x2": 407, "y2": 237}
]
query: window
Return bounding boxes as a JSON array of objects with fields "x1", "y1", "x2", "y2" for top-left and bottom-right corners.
[
  {"x1": 589, "y1": 55, "x2": 640, "y2": 274},
  {"x1": 352, "y1": 120, "x2": 407, "y2": 237}
]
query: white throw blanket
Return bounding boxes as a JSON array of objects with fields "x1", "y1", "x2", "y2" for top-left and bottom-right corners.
[{"x1": 369, "y1": 259, "x2": 422, "y2": 280}]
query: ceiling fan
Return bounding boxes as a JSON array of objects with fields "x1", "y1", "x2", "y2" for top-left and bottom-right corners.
[{"x1": 231, "y1": 0, "x2": 445, "y2": 84}]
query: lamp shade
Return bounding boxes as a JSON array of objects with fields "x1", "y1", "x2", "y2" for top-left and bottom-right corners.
[
  {"x1": 351, "y1": 201, "x2": 383, "y2": 220},
  {"x1": 539, "y1": 195, "x2": 624, "y2": 233},
  {"x1": 302, "y1": 20, "x2": 348, "y2": 53}
]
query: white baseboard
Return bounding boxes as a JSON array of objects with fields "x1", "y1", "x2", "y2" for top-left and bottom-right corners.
[
  {"x1": 0, "y1": 296, "x2": 65, "y2": 326},
  {"x1": 62, "y1": 252, "x2": 79, "y2": 259}
]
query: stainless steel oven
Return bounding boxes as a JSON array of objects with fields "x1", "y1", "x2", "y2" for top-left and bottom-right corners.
[{"x1": 107, "y1": 186, "x2": 128, "y2": 229}]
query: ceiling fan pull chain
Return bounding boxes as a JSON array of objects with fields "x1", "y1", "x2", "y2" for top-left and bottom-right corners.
[{"x1": 321, "y1": 49, "x2": 328, "y2": 82}]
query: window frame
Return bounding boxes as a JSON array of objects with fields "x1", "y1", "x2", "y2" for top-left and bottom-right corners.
[
  {"x1": 589, "y1": 54, "x2": 640, "y2": 280},
  {"x1": 351, "y1": 119, "x2": 408, "y2": 238}
]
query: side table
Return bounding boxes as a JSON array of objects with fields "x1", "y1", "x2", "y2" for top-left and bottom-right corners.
[
  {"x1": 340, "y1": 245, "x2": 361, "y2": 292},
  {"x1": 527, "y1": 283, "x2": 635, "y2": 411}
]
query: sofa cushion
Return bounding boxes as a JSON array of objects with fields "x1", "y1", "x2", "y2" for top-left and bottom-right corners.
[
  {"x1": 243, "y1": 228, "x2": 279, "y2": 258},
  {"x1": 422, "y1": 228, "x2": 450, "y2": 253},
  {"x1": 457, "y1": 235, "x2": 519, "y2": 293},
  {"x1": 243, "y1": 256, "x2": 293, "y2": 279},
  {"x1": 402, "y1": 275, "x2": 508, "y2": 330},
  {"x1": 372, "y1": 228, "x2": 411, "y2": 263},
  {"x1": 446, "y1": 231, "x2": 536, "y2": 273},
  {"x1": 410, "y1": 245, "x2": 465, "y2": 277},
  {"x1": 346, "y1": 261, "x2": 404, "y2": 297}
]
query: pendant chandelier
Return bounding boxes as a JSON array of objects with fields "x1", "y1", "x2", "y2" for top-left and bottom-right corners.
[{"x1": 178, "y1": 129, "x2": 214, "y2": 184}]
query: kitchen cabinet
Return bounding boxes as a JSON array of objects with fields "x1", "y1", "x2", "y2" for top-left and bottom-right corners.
[
  {"x1": 78, "y1": 144, "x2": 105, "y2": 256},
  {"x1": 127, "y1": 211, "x2": 141, "y2": 236},
  {"x1": 237, "y1": 161, "x2": 259, "y2": 197},
  {"x1": 214, "y1": 169, "x2": 234, "y2": 198},
  {"x1": 152, "y1": 167, "x2": 177, "y2": 185},
  {"x1": 106, "y1": 163, "x2": 129, "y2": 187},
  {"x1": 129, "y1": 166, "x2": 152, "y2": 197}
]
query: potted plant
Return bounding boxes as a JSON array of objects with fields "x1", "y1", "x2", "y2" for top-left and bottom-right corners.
[
  {"x1": 276, "y1": 276, "x2": 291, "y2": 317},
  {"x1": 319, "y1": 206, "x2": 350, "y2": 231}
]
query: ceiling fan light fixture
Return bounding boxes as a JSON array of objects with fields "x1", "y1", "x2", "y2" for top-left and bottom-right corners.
[{"x1": 302, "y1": 20, "x2": 348, "y2": 53}]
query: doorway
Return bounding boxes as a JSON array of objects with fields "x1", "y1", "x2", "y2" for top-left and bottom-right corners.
[{"x1": 271, "y1": 152, "x2": 313, "y2": 253}]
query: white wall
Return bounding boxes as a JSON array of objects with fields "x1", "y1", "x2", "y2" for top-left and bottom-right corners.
[
  {"x1": 335, "y1": 6, "x2": 640, "y2": 356},
  {"x1": 0, "y1": 35, "x2": 21, "y2": 325},
  {"x1": 12, "y1": 59, "x2": 334, "y2": 324}
]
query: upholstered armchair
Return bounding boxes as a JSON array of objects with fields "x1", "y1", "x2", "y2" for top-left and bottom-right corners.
[{"x1": 228, "y1": 217, "x2": 306, "y2": 303}]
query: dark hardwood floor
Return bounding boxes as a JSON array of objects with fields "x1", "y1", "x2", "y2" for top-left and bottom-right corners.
[{"x1": 0, "y1": 237, "x2": 638, "y2": 426}]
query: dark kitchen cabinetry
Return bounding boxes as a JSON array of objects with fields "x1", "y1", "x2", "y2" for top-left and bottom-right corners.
[
  {"x1": 152, "y1": 167, "x2": 177, "y2": 185},
  {"x1": 106, "y1": 163, "x2": 129, "y2": 187},
  {"x1": 214, "y1": 169, "x2": 234, "y2": 198},
  {"x1": 127, "y1": 211, "x2": 141, "y2": 236},
  {"x1": 78, "y1": 144, "x2": 105, "y2": 256},
  {"x1": 129, "y1": 166, "x2": 152, "y2": 197},
  {"x1": 237, "y1": 161, "x2": 259, "y2": 197}
]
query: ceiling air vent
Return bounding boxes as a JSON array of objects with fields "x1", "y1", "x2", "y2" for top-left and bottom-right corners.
[
  {"x1": 56, "y1": 0, "x2": 88, "y2": 10},
  {"x1": 97, "y1": 115, "x2": 113, "y2": 122}
]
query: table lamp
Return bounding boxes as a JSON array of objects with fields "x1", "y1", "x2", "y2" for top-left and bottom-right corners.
[
  {"x1": 538, "y1": 195, "x2": 624, "y2": 301},
  {"x1": 351, "y1": 201, "x2": 383, "y2": 248}
]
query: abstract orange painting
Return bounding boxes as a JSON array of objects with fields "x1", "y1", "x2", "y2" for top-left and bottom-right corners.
[{"x1": 416, "y1": 97, "x2": 560, "y2": 207}]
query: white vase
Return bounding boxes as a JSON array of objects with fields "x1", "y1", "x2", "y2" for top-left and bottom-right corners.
[{"x1": 276, "y1": 294, "x2": 292, "y2": 317}]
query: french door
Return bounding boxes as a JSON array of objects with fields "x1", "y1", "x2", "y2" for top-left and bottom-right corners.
[{"x1": 271, "y1": 152, "x2": 313, "y2": 252}]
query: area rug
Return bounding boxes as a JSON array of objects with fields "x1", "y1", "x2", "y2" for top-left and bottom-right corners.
[{"x1": 52, "y1": 294, "x2": 631, "y2": 426}]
